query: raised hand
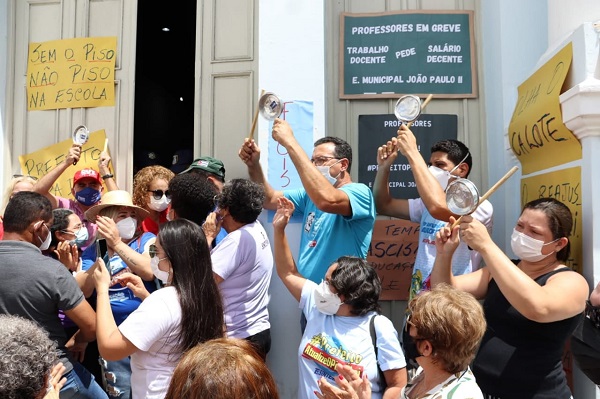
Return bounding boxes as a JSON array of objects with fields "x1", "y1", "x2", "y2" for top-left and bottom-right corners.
[
  {"x1": 273, "y1": 197, "x2": 295, "y2": 231},
  {"x1": 238, "y1": 138, "x2": 261, "y2": 168}
]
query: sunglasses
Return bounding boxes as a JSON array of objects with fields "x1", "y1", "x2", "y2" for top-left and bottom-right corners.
[
  {"x1": 148, "y1": 189, "x2": 171, "y2": 200},
  {"x1": 12, "y1": 174, "x2": 38, "y2": 181}
]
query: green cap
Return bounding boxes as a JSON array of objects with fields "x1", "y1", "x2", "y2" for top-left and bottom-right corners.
[{"x1": 180, "y1": 156, "x2": 226, "y2": 179}]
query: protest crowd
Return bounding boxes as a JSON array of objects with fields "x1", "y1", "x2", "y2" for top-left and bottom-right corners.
[{"x1": 0, "y1": 119, "x2": 594, "y2": 399}]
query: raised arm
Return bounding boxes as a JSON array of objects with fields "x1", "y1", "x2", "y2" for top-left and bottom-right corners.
[
  {"x1": 239, "y1": 138, "x2": 282, "y2": 210},
  {"x1": 460, "y1": 215, "x2": 588, "y2": 322},
  {"x1": 271, "y1": 119, "x2": 352, "y2": 216},
  {"x1": 373, "y1": 138, "x2": 409, "y2": 218},
  {"x1": 430, "y1": 218, "x2": 490, "y2": 299},
  {"x1": 272, "y1": 197, "x2": 306, "y2": 301},
  {"x1": 33, "y1": 144, "x2": 81, "y2": 208},
  {"x1": 98, "y1": 150, "x2": 119, "y2": 191},
  {"x1": 396, "y1": 124, "x2": 455, "y2": 221}
]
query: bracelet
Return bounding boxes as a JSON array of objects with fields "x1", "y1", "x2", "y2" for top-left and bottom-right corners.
[{"x1": 101, "y1": 174, "x2": 114, "y2": 179}]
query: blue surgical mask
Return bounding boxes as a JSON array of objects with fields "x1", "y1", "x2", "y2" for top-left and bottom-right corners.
[
  {"x1": 68, "y1": 227, "x2": 89, "y2": 248},
  {"x1": 75, "y1": 187, "x2": 101, "y2": 206}
]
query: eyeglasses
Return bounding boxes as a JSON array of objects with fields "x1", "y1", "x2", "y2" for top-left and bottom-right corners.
[
  {"x1": 310, "y1": 156, "x2": 338, "y2": 167},
  {"x1": 148, "y1": 189, "x2": 171, "y2": 200},
  {"x1": 60, "y1": 225, "x2": 83, "y2": 236},
  {"x1": 12, "y1": 174, "x2": 38, "y2": 181}
]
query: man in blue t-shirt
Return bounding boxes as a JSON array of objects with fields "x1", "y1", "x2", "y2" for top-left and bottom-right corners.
[{"x1": 239, "y1": 119, "x2": 375, "y2": 283}]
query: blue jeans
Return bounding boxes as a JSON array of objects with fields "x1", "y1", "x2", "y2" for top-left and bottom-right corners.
[
  {"x1": 60, "y1": 362, "x2": 108, "y2": 399},
  {"x1": 99, "y1": 356, "x2": 132, "y2": 398}
]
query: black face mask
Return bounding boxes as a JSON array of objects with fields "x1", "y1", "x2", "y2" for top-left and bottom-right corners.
[{"x1": 403, "y1": 336, "x2": 423, "y2": 365}]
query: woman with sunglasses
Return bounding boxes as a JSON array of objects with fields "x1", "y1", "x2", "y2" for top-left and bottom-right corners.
[
  {"x1": 85, "y1": 190, "x2": 158, "y2": 399},
  {"x1": 91, "y1": 219, "x2": 224, "y2": 399},
  {"x1": 272, "y1": 196, "x2": 407, "y2": 399},
  {"x1": 431, "y1": 198, "x2": 588, "y2": 399},
  {"x1": 132, "y1": 166, "x2": 175, "y2": 235}
]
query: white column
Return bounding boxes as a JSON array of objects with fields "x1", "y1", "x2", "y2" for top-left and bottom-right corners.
[{"x1": 561, "y1": 77, "x2": 600, "y2": 399}]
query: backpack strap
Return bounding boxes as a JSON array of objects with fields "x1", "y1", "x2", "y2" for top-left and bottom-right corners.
[{"x1": 369, "y1": 314, "x2": 387, "y2": 389}]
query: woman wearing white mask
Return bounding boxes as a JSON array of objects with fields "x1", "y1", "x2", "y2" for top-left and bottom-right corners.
[
  {"x1": 132, "y1": 166, "x2": 175, "y2": 235},
  {"x1": 431, "y1": 197, "x2": 588, "y2": 399},
  {"x1": 91, "y1": 219, "x2": 224, "y2": 399},
  {"x1": 272, "y1": 197, "x2": 407, "y2": 399},
  {"x1": 85, "y1": 190, "x2": 157, "y2": 399}
]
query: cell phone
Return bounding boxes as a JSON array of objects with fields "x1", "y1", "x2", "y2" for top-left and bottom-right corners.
[
  {"x1": 96, "y1": 239, "x2": 111, "y2": 274},
  {"x1": 96, "y1": 238, "x2": 108, "y2": 259}
]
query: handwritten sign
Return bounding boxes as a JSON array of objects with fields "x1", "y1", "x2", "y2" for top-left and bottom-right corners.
[
  {"x1": 340, "y1": 11, "x2": 476, "y2": 98},
  {"x1": 267, "y1": 100, "x2": 315, "y2": 223},
  {"x1": 367, "y1": 219, "x2": 419, "y2": 300},
  {"x1": 18, "y1": 130, "x2": 109, "y2": 198},
  {"x1": 508, "y1": 43, "x2": 581, "y2": 174},
  {"x1": 27, "y1": 37, "x2": 117, "y2": 111},
  {"x1": 520, "y1": 167, "x2": 582, "y2": 273}
]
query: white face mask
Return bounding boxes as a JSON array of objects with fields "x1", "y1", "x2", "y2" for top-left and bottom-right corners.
[
  {"x1": 428, "y1": 165, "x2": 452, "y2": 190},
  {"x1": 116, "y1": 217, "x2": 137, "y2": 240},
  {"x1": 314, "y1": 280, "x2": 342, "y2": 315},
  {"x1": 37, "y1": 223, "x2": 52, "y2": 251},
  {"x1": 428, "y1": 153, "x2": 469, "y2": 190},
  {"x1": 510, "y1": 229, "x2": 560, "y2": 262},
  {"x1": 316, "y1": 160, "x2": 342, "y2": 186},
  {"x1": 150, "y1": 256, "x2": 170, "y2": 284},
  {"x1": 148, "y1": 195, "x2": 170, "y2": 212}
]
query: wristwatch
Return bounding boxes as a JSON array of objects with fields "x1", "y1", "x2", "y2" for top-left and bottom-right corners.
[{"x1": 101, "y1": 173, "x2": 114, "y2": 179}]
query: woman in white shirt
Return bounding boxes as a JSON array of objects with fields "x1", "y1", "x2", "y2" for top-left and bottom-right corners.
[{"x1": 91, "y1": 218, "x2": 224, "y2": 399}]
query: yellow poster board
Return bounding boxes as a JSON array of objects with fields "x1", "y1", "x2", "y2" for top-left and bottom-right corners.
[
  {"x1": 520, "y1": 167, "x2": 582, "y2": 273},
  {"x1": 18, "y1": 130, "x2": 109, "y2": 198},
  {"x1": 508, "y1": 43, "x2": 581, "y2": 174},
  {"x1": 27, "y1": 37, "x2": 117, "y2": 111}
]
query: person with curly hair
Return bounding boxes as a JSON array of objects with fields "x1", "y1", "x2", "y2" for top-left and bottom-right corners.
[
  {"x1": 165, "y1": 338, "x2": 279, "y2": 399},
  {"x1": 0, "y1": 314, "x2": 67, "y2": 399},
  {"x1": 132, "y1": 165, "x2": 175, "y2": 235},
  {"x1": 202, "y1": 179, "x2": 273, "y2": 358}
]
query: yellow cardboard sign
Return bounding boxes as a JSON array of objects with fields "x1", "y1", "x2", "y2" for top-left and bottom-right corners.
[
  {"x1": 520, "y1": 167, "x2": 582, "y2": 273},
  {"x1": 18, "y1": 130, "x2": 109, "y2": 198},
  {"x1": 508, "y1": 43, "x2": 581, "y2": 174},
  {"x1": 27, "y1": 37, "x2": 116, "y2": 111}
]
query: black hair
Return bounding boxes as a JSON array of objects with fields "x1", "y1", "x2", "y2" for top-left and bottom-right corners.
[
  {"x1": 523, "y1": 197, "x2": 573, "y2": 262},
  {"x1": 168, "y1": 173, "x2": 218, "y2": 226},
  {"x1": 217, "y1": 179, "x2": 265, "y2": 224},
  {"x1": 431, "y1": 139, "x2": 472, "y2": 177},
  {"x1": 50, "y1": 208, "x2": 74, "y2": 247},
  {"x1": 314, "y1": 136, "x2": 353, "y2": 172},
  {"x1": 330, "y1": 256, "x2": 381, "y2": 316},
  {"x1": 189, "y1": 169, "x2": 225, "y2": 184},
  {"x1": 158, "y1": 219, "x2": 224, "y2": 353},
  {"x1": 3, "y1": 192, "x2": 52, "y2": 233}
]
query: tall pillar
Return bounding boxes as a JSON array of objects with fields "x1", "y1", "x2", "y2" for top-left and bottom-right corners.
[{"x1": 561, "y1": 77, "x2": 600, "y2": 399}]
